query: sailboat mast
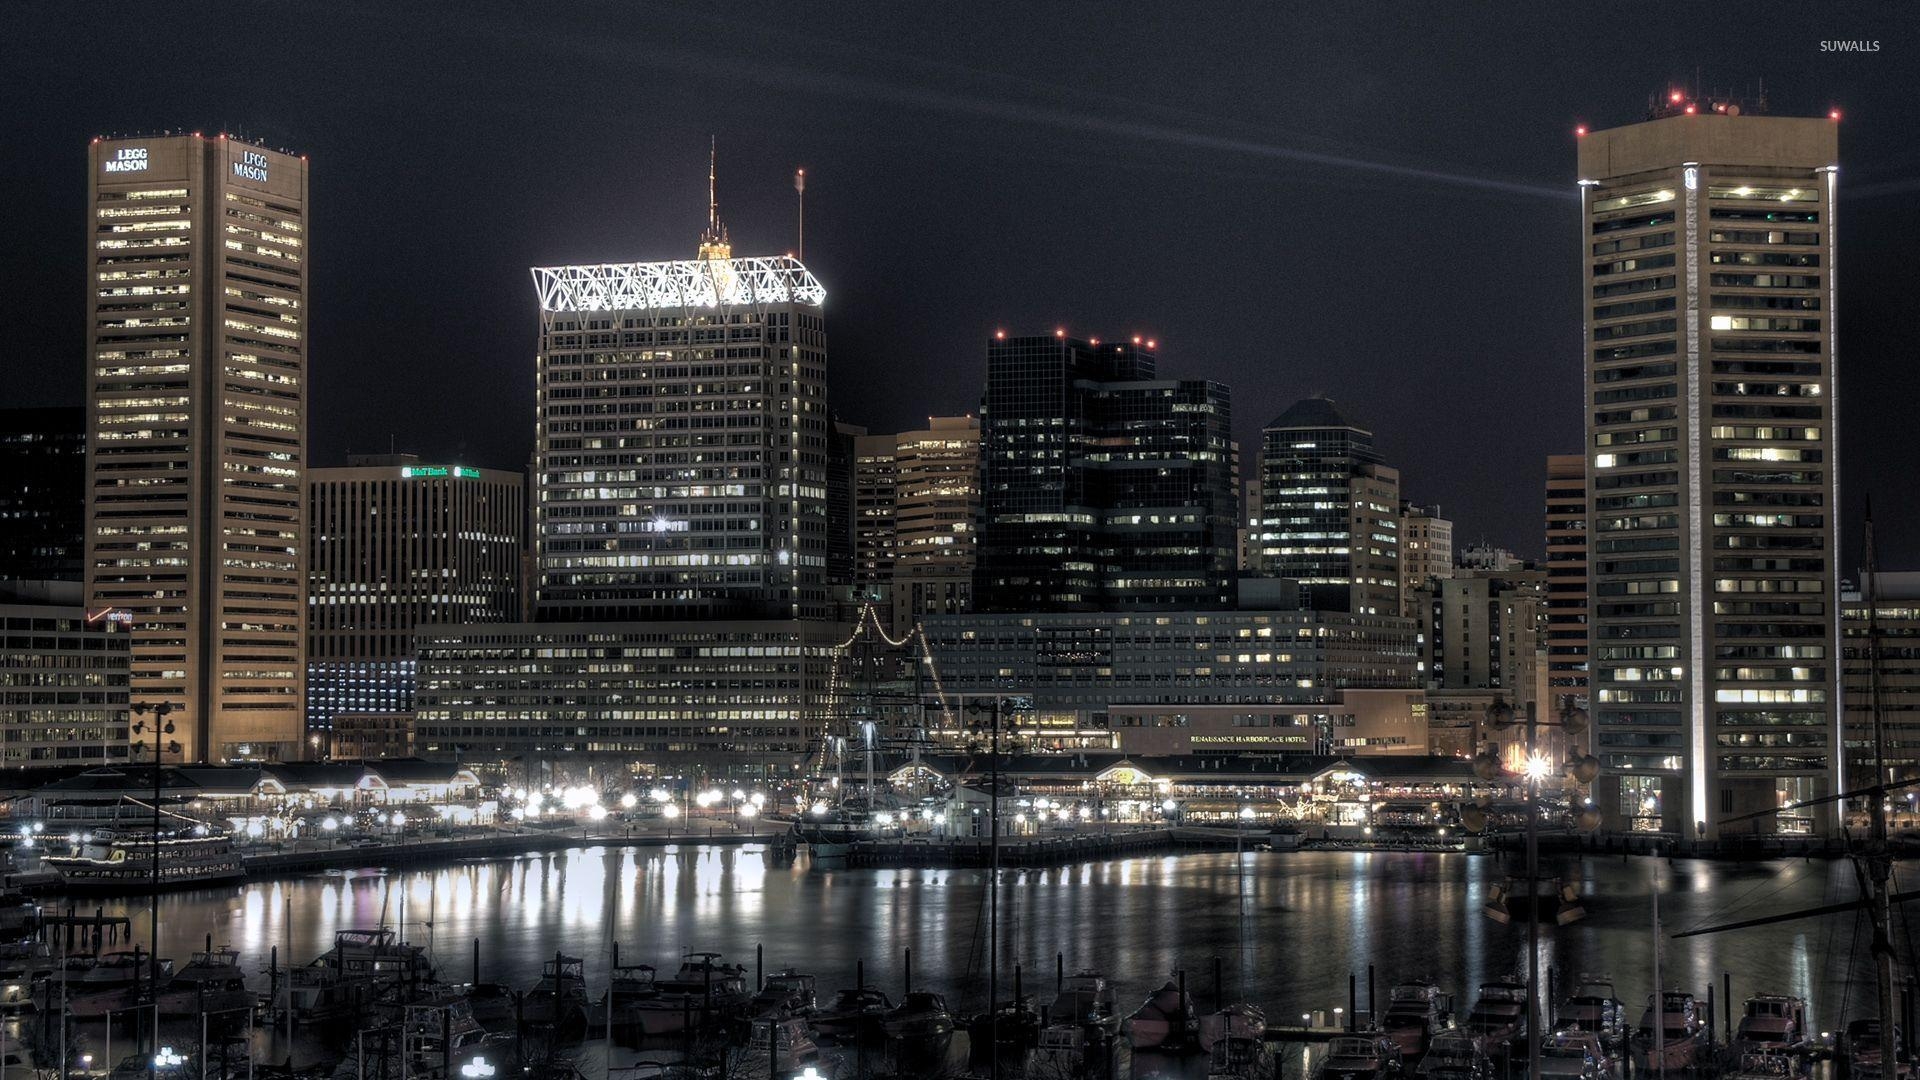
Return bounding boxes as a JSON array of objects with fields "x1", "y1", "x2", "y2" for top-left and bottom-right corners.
[
  {"x1": 1863, "y1": 508, "x2": 1897, "y2": 1067},
  {"x1": 1652, "y1": 864, "x2": 1665, "y2": 1080}
]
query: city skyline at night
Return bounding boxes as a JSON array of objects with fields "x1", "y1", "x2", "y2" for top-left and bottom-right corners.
[{"x1": 6, "y1": 5, "x2": 1918, "y2": 563}]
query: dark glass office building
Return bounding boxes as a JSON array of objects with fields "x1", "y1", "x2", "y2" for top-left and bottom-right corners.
[
  {"x1": 0, "y1": 407, "x2": 85, "y2": 583},
  {"x1": 975, "y1": 333, "x2": 1235, "y2": 612}
]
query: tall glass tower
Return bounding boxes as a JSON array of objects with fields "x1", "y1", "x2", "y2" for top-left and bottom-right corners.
[{"x1": 975, "y1": 333, "x2": 1235, "y2": 612}]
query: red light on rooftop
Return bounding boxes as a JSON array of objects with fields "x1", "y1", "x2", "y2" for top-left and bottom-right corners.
[
  {"x1": 1830, "y1": 108, "x2": 1843, "y2": 121},
  {"x1": 1670, "y1": 90, "x2": 1684, "y2": 103},
  {"x1": 1055, "y1": 328, "x2": 1065, "y2": 338},
  {"x1": 1090, "y1": 338, "x2": 1100, "y2": 346},
  {"x1": 994, "y1": 330, "x2": 1005, "y2": 340},
  {"x1": 1132, "y1": 336, "x2": 1142, "y2": 344},
  {"x1": 1574, "y1": 125, "x2": 1587, "y2": 137},
  {"x1": 1146, "y1": 339, "x2": 1158, "y2": 349},
  {"x1": 1684, "y1": 104, "x2": 1697, "y2": 115}
]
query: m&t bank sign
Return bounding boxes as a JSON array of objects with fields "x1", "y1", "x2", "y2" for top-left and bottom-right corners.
[{"x1": 232, "y1": 151, "x2": 269, "y2": 182}]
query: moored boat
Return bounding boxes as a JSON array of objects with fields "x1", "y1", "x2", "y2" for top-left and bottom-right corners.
[
  {"x1": 882, "y1": 991, "x2": 956, "y2": 1072},
  {"x1": 1554, "y1": 975, "x2": 1626, "y2": 1053},
  {"x1": 614, "y1": 954, "x2": 749, "y2": 1038},
  {"x1": 45, "y1": 824, "x2": 244, "y2": 892},
  {"x1": 521, "y1": 953, "x2": 590, "y2": 1038},
  {"x1": 1417, "y1": 1030, "x2": 1489, "y2": 1080},
  {"x1": 812, "y1": 986, "x2": 892, "y2": 1043},
  {"x1": 289, "y1": 928, "x2": 432, "y2": 1022},
  {"x1": 748, "y1": 968, "x2": 817, "y2": 1018},
  {"x1": 1629, "y1": 990, "x2": 1710, "y2": 1073},
  {"x1": 1198, "y1": 1003, "x2": 1267, "y2": 1055},
  {"x1": 1314, "y1": 1034, "x2": 1401, "y2": 1080},
  {"x1": 1734, "y1": 994, "x2": 1809, "y2": 1059},
  {"x1": 1047, "y1": 969, "x2": 1118, "y2": 1035},
  {"x1": 1538, "y1": 1028, "x2": 1610, "y2": 1080},
  {"x1": 1381, "y1": 982, "x2": 1446, "y2": 1056},
  {"x1": 1124, "y1": 979, "x2": 1196, "y2": 1051},
  {"x1": 735, "y1": 1016, "x2": 823, "y2": 1078},
  {"x1": 1463, "y1": 977, "x2": 1528, "y2": 1058}
]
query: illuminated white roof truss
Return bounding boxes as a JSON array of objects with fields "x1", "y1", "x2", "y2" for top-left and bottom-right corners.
[{"x1": 531, "y1": 256, "x2": 825, "y2": 313}]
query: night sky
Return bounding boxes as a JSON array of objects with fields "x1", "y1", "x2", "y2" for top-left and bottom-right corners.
[{"x1": 5, "y1": 3, "x2": 1918, "y2": 562}]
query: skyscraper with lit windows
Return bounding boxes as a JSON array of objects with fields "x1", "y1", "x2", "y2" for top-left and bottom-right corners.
[
  {"x1": 84, "y1": 133, "x2": 309, "y2": 763},
  {"x1": 1255, "y1": 397, "x2": 1401, "y2": 615},
  {"x1": 529, "y1": 172, "x2": 830, "y2": 622},
  {"x1": 412, "y1": 154, "x2": 846, "y2": 774},
  {"x1": 1580, "y1": 97, "x2": 1840, "y2": 838},
  {"x1": 974, "y1": 333, "x2": 1235, "y2": 612},
  {"x1": 306, "y1": 456, "x2": 525, "y2": 737}
]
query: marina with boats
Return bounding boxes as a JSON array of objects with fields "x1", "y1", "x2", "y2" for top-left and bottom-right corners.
[{"x1": 0, "y1": 838, "x2": 1901, "y2": 1080}]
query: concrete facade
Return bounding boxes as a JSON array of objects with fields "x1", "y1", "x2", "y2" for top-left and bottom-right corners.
[
  {"x1": 85, "y1": 134, "x2": 309, "y2": 762},
  {"x1": 1580, "y1": 109, "x2": 1840, "y2": 837}
]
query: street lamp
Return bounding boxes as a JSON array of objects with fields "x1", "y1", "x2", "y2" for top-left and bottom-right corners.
[
  {"x1": 130, "y1": 700, "x2": 179, "y2": 1075},
  {"x1": 964, "y1": 695, "x2": 1025, "y2": 1080}
]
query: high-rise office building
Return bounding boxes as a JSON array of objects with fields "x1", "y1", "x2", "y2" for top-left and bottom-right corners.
[
  {"x1": 824, "y1": 421, "x2": 861, "y2": 604},
  {"x1": 1255, "y1": 397, "x2": 1401, "y2": 615},
  {"x1": 850, "y1": 429, "x2": 898, "y2": 612},
  {"x1": 1840, "y1": 573, "x2": 1920, "y2": 816},
  {"x1": 414, "y1": 619, "x2": 844, "y2": 772},
  {"x1": 891, "y1": 415, "x2": 981, "y2": 629},
  {"x1": 85, "y1": 134, "x2": 309, "y2": 762},
  {"x1": 1399, "y1": 502, "x2": 1454, "y2": 616},
  {"x1": 0, "y1": 407, "x2": 86, "y2": 582},
  {"x1": 1581, "y1": 100, "x2": 1840, "y2": 837},
  {"x1": 439, "y1": 153, "x2": 847, "y2": 775},
  {"x1": 975, "y1": 333, "x2": 1235, "y2": 612},
  {"x1": 1422, "y1": 570, "x2": 1549, "y2": 702},
  {"x1": 0, "y1": 581, "x2": 132, "y2": 767},
  {"x1": 306, "y1": 456, "x2": 525, "y2": 737},
  {"x1": 529, "y1": 171, "x2": 830, "y2": 622},
  {"x1": 1545, "y1": 454, "x2": 1590, "y2": 707}
]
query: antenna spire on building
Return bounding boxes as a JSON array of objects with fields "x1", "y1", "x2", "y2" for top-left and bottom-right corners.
[{"x1": 698, "y1": 136, "x2": 731, "y2": 261}]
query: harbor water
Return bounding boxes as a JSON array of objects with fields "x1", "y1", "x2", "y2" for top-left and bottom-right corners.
[{"x1": 30, "y1": 843, "x2": 1903, "y2": 1072}]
